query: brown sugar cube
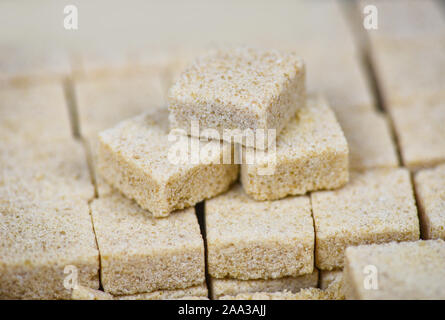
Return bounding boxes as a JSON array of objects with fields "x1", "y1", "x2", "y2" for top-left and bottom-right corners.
[
  {"x1": 74, "y1": 73, "x2": 166, "y2": 139},
  {"x1": 206, "y1": 184, "x2": 314, "y2": 280},
  {"x1": 97, "y1": 108, "x2": 239, "y2": 217},
  {"x1": 414, "y1": 164, "x2": 445, "y2": 240},
  {"x1": 336, "y1": 110, "x2": 398, "y2": 171},
  {"x1": 312, "y1": 168, "x2": 420, "y2": 270},
  {"x1": 0, "y1": 83, "x2": 72, "y2": 143},
  {"x1": 168, "y1": 47, "x2": 305, "y2": 150},
  {"x1": 240, "y1": 95, "x2": 349, "y2": 201},
  {"x1": 0, "y1": 200, "x2": 99, "y2": 299},
  {"x1": 389, "y1": 93, "x2": 445, "y2": 170},
  {"x1": 90, "y1": 192, "x2": 205, "y2": 295}
]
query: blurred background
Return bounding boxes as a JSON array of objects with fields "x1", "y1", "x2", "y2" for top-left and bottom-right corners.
[
  {"x1": 0, "y1": 0, "x2": 356, "y2": 53},
  {"x1": 0, "y1": 0, "x2": 359, "y2": 82},
  {"x1": 1, "y1": 0, "x2": 445, "y2": 170}
]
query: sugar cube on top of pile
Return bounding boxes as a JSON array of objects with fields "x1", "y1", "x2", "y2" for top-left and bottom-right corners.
[{"x1": 168, "y1": 47, "x2": 306, "y2": 150}]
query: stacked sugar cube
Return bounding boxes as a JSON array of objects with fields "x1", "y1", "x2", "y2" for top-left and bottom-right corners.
[{"x1": 97, "y1": 47, "x2": 349, "y2": 214}]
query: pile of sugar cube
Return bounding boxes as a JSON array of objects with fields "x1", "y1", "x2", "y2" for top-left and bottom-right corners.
[
  {"x1": 89, "y1": 47, "x2": 444, "y2": 300},
  {"x1": 1, "y1": 46, "x2": 444, "y2": 300}
]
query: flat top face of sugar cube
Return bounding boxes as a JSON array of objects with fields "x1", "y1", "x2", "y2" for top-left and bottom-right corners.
[
  {"x1": 345, "y1": 240, "x2": 445, "y2": 299},
  {"x1": 253, "y1": 95, "x2": 347, "y2": 164},
  {"x1": 336, "y1": 110, "x2": 398, "y2": 170},
  {"x1": 302, "y1": 48, "x2": 375, "y2": 114},
  {"x1": 75, "y1": 73, "x2": 166, "y2": 137},
  {"x1": 415, "y1": 163, "x2": 445, "y2": 191},
  {"x1": 169, "y1": 47, "x2": 304, "y2": 116},
  {"x1": 0, "y1": 48, "x2": 71, "y2": 79},
  {"x1": 205, "y1": 184, "x2": 313, "y2": 243},
  {"x1": 311, "y1": 169, "x2": 419, "y2": 238},
  {"x1": 0, "y1": 199, "x2": 98, "y2": 266},
  {"x1": 0, "y1": 83, "x2": 72, "y2": 143},
  {"x1": 73, "y1": 49, "x2": 134, "y2": 76},
  {"x1": 91, "y1": 192, "x2": 203, "y2": 254},
  {"x1": 414, "y1": 164, "x2": 445, "y2": 232},
  {"x1": 389, "y1": 93, "x2": 445, "y2": 169},
  {"x1": 98, "y1": 108, "x2": 228, "y2": 182},
  {"x1": 0, "y1": 140, "x2": 94, "y2": 202},
  {"x1": 277, "y1": 95, "x2": 347, "y2": 156},
  {"x1": 371, "y1": 36, "x2": 445, "y2": 102}
]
